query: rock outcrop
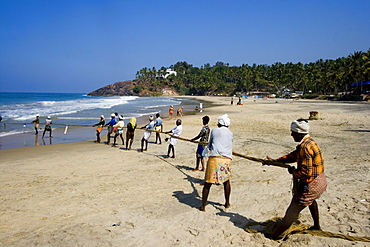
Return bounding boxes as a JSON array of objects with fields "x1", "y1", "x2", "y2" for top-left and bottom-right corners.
[
  {"x1": 87, "y1": 79, "x2": 179, "y2": 97},
  {"x1": 87, "y1": 81, "x2": 136, "y2": 96}
]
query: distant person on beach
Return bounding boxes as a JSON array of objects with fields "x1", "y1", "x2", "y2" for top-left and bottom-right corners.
[
  {"x1": 177, "y1": 106, "x2": 184, "y2": 119},
  {"x1": 165, "y1": 119, "x2": 182, "y2": 158},
  {"x1": 126, "y1": 117, "x2": 137, "y2": 150},
  {"x1": 169, "y1": 105, "x2": 174, "y2": 120},
  {"x1": 104, "y1": 113, "x2": 117, "y2": 145},
  {"x1": 191, "y1": 116, "x2": 210, "y2": 171},
  {"x1": 42, "y1": 116, "x2": 52, "y2": 138},
  {"x1": 31, "y1": 114, "x2": 40, "y2": 135},
  {"x1": 230, "y1": 97, "x2": 234, "y2": 105},
  {"x1": 140, "y1": 115, "x2": 155, "y2": 152},
  {"x1": 263, "y1": 119, "x2": 327, "y2": 240},
  {"x1": 154, "y1": 113, "x2": 163, "y2": 144},
  {"x1": 0, "y1": 115, "x2": 2, "y2": 122},
  {"x1": 237, "y1": 96, "x2": 242, "y2": 105},
  {"x1": 112, "y1": 115, "x2": 125, "y2": 147},
  {"x1": 93, "y1": 115, "x2": 105, "y2": 143},
  {"x1": 200, "y1": 114, "x2": 233, "y2": 212}
]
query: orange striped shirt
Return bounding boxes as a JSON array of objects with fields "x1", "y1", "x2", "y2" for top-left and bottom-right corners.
[{"x1": 276, "y1": 135, "x2": 324, "y2": 183}]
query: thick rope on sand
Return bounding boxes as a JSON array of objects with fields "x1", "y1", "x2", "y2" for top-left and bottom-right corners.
[{"x1": 244, "y1": 217, "x2": 370, "y2": 242}]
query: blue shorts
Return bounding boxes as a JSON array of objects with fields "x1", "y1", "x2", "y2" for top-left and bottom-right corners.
[{"x1": 196, "y1": 144, "x2": 204, "y2": 158}]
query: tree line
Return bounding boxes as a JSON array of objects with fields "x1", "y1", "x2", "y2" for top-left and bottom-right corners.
[{"x1": 135, "y1": 50, "x2": 370, "y2": 97}]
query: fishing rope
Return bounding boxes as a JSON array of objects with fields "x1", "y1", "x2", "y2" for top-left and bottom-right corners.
[
  {"x1": 244, "y1": 217, "x2": 370, "y2": 242},
  {"x1": 1, "y1": 122, "x2": 291, "y2": 168}
]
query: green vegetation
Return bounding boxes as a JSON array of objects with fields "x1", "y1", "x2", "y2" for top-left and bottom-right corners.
[
  {"x1": 135, "y1": 50, "x2": 370, "y2": 96},
  {"x1": 133, "y1": 85, "x2": 143, "y2": 94}
]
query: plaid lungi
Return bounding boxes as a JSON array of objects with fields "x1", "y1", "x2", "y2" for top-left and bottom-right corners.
[{"x1": 294, "y1": 173, "x2": 327, "y2": 206}]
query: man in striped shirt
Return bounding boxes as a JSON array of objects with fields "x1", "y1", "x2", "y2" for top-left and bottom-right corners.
[{"x1": 265, "y1": 119, "x2": 327, "y2": 239}]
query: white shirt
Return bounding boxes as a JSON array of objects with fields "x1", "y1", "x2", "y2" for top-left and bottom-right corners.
[
  {"x1": 208, "y1": 126, "x2": 233, "y2": 159},
  {"x1": 170, "y1": 125, "x2": 182, "y2": 146}
]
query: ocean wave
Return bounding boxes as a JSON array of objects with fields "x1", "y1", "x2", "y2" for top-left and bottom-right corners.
[
  {"x1": 0, "y1": 129, "x2": 33, "y2": 137},
  {"x1": 56, "y1": 117, "x2": 98, "y2": 120},
  {"x1": 2, "y1": 96, "x2": 139, "y2": 121}
]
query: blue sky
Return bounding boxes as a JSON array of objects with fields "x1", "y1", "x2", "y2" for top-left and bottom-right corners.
[{"x1": 0, "y1": 0, "x2": 369, "y2": 93}]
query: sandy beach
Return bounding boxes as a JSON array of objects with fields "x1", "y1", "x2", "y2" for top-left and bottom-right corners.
[{"x1": 1, "y1": 96, "x2": 369, "y2": 246}]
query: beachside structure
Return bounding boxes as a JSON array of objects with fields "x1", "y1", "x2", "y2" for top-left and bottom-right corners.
[{"x1": 350, "y1": 80, "x2": 370, "y2": 94}]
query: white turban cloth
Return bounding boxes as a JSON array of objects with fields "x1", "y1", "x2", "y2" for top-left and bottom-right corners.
[
  {"x1": 218, "y1": 114, "x2": 231, "y2": 127},
  {"x1": 291, "y1": 119, "x2": 309, "y2": 134}
]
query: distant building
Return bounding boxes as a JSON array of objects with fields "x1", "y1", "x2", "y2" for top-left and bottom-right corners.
[{"x1": 156, "y1": 69, "x2": 177, "y2": 78}]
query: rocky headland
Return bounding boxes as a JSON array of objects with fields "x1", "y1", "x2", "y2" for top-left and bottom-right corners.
[{"x1": 87, "y1": 80, "x2": 179, "y2": 97}]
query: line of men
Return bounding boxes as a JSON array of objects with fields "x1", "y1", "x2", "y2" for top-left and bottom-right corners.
[
  {"x1": 93, "y1": 111, "x2": 327, "y2": 240},
  {"x1": 93, "y1": 112, "x2": 182, "y2": 155}
]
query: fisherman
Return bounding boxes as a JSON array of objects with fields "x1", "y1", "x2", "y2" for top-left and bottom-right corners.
[
  {"x1": 263, "y1": 119, "x2": 327, "y2": 239},
  {"x1": 191, "y1": 116, "x2": 210, "y2": 171},
  {"x1": 93, "y1": 115, "x2": 105, "y2": 143},
  {"x1": 154, "y1": 113, "x2": 163, "y2": 144},
  {"x1": 165, "y1": 119, "x2": 182, "y2": 158},
  {"x1": 140, "y1": 115, "x2": 155, "y2": 152},
  {"x1": 126, "y1": 117, "x2": 137, "y2": 150},
  {"x1": 42, "y1": 116, "x2": 52, "y2": 138},
  {"x1": 104, "y1": 113, "x2": 117, "y2": 145},
  {"x1": 112, "y1": 115, "x2": 125, "y2": 147},
  {"x1": 31, "y1": 114, "x2": 40, "y2": 135},
  {"x1": 200, "y1": 114, "x2": 233, "y2": 211}
]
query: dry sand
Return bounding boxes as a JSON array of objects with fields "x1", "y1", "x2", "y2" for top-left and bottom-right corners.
[{"x1": 1, "y1": 97, "x2": 369, "y2": 246}]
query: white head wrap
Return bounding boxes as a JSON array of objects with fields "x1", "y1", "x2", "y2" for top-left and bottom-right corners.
[
  {"x1": 291, "y1": 119, "x2": 309, "y2": 134},
  {"x1": 218, "y1": 114, "x2": 230, "y2": 127},
  {"x1": 100, "y1": 115, "x2": 104, "y2": 119},
  {"x1": 149, "y1": 115, "x2": 154, "y2": 120}
]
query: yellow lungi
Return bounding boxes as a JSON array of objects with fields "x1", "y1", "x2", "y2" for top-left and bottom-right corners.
[{"x1": 204, "y1": 156, "x2": 231, "y2": 185}]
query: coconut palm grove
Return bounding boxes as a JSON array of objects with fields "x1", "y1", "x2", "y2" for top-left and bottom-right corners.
[{"x1": 134, "y1": 50, "x2": 370, "y2": 100}]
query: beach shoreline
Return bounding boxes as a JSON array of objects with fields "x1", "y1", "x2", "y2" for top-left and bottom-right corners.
[
  {"x1": 1, "y1": 96, "x2": 369, "y2": 246},
  {"x1": 0, "y1": 96, "x2": 209, "y2": 150}
]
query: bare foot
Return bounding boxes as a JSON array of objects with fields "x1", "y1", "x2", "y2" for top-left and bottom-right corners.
[
  {"x1": 199, "y1": 206, "x2": 205, "y2": 212},
  {"x1": 307, "y1": 226, "x2": 321, "y2": 231},
  {"x1": 192, "y1": 168, "x2": 199, "y2": 172},
  {"x1": 225, "y1": 203, "x2": 230, "y2": 208}
]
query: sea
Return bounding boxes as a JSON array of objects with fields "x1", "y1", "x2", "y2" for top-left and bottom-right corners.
[{"x1": 0, "y1": 92, "x2": 202, "y2": 149}]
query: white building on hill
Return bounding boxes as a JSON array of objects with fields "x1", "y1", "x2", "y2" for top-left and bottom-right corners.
[{"x1": 157, "y1": 69, "x2": 177, "y2": 78}]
